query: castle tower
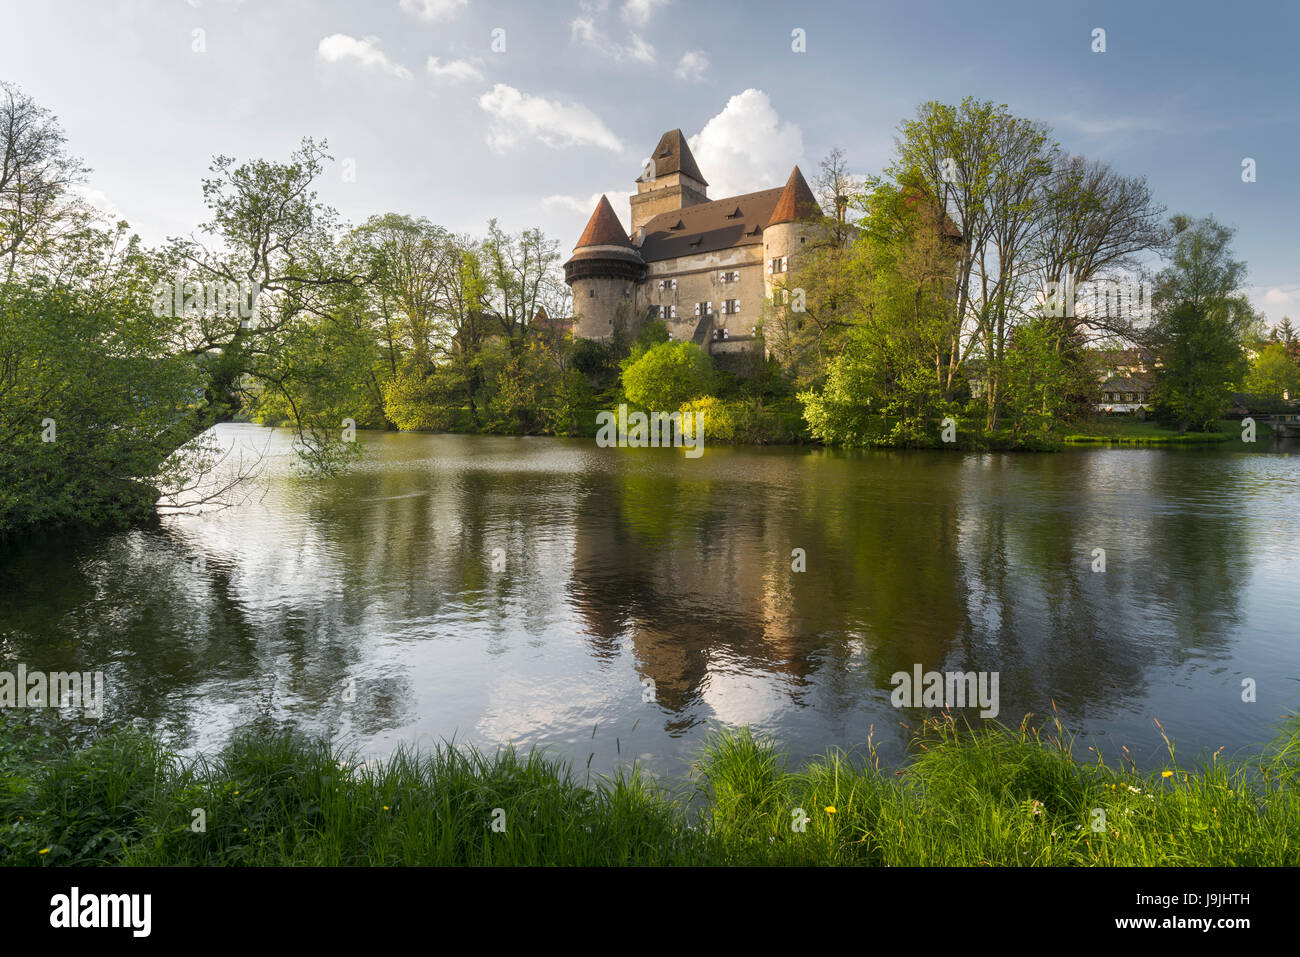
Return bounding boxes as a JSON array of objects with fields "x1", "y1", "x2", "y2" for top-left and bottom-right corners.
[
  {"x1": 762, "y1": 165, "x2": 821, "y2": 302},
  {"x1": 629, "y1": 129, "x2": 709, "y2": 235},
  {"x1": 564, "y1": 195, "x2": 647, "y2": 341}
]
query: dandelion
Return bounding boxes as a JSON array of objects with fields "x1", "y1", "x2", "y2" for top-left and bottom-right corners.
[
  {"x1": 383, "y1": 805, "x2": 389, "y2": 811},
  {"x1": 38, "y1": 848, "x2": 49, "y2": 855},
  {"x1": 825, "y1": 806, "x2": 836, "y2": 814},
  {"x1": 1161, "y1": 771, "x2": 1173, "y2": 778}
]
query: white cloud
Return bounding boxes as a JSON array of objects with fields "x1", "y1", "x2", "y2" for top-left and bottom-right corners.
[
  {"x1": 570, "y1": 17, "x2": 656, "y2": 64},
  {"x1": 478, "y1": 84, "x2": 624, "y2": 153},
  {"x1": 317, "y1": 34, "x2": 412, "y2": 80},
  {"x1": 688, "y1": 89, "x2": 803, "y2": 198},
  {"x1": 621, "y1": 0, "x2": 668, "y2": 27},
  {"x1": 674, "y1": 50, "x2": 708, "y2": 82},
  {"x1": 399, "y1": 0, "x2": 469, "y2": 22},
  {"x1": 72, "y1": 185, "x2": 127, "y2": 224},
  {"x1": 1248, "y1": 284, "x2": 1300, "y2": 324},
  {"x1": 426, "y1": 56, "x2": 484, "y2": 83},
  {"x1": 1058, "y1": 113, "x2": 1167, "y2": 136}
]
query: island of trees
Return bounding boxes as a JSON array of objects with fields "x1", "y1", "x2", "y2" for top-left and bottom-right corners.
[{"x1": 3, "y1": 84, "x2": 1298, "y2": 541}]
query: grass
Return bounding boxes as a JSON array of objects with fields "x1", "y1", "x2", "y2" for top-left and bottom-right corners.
[
  {"x1": 1064, "y1": 418, "x2": 1271, "y2": 445},
  {"x1": 1, "y1": 712, "x2": 1297, "y2": 866}
]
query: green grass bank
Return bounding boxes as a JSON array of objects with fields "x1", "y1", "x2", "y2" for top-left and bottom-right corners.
[
  {"x1": 1064, "y1": 418, "x2": 1272, "y2": 445},
  {"x1": 2, "y1": 713, "x2": 1297, "y2": 866}
]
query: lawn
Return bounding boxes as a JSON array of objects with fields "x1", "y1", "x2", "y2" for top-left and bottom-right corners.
[{"x1": 1064, "y1": 418, "x2": 1271, "y2": 445}]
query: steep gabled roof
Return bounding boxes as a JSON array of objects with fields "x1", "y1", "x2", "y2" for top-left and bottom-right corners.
[
  {"x1": 638, "y1": 187, "x2": 785, "y2": 262},
  {"x1": 575, "y1": 195, "x2": 633, "y2": 249},
  {"x1": 638, "y1": 129, "x2": 709, "y2": 187},
  {"x1": 766, "y1": 166, "x2": 821, "y2": 226}
]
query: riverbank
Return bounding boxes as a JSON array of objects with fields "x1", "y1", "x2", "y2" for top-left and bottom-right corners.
[
  {"x1": 1064, "y1": 418, "x2": 1272, "y2": 446},
  {"x1": 3, "y1": 713, "x2": 1296, "y2": 866}
]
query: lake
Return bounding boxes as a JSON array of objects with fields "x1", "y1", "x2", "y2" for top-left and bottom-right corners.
[{"x1": 2, "y1": 423, "x2": 1297, "y2": 777}]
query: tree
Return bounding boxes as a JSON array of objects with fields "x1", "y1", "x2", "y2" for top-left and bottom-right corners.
[
  {"x1": 621, "y1": 341, "x2": 714, "y2": 411},
  {"x1": 1033, "y1": 155, "x2": 1166, "y2": 341},
  {"x1": 1244, "y1": 343, "x2": 1300, "y2": 404},
  {"x1": 0, "y1": 81, "x2": 89, "y2": 278},
  {"x1": 804, "y1": 178, "x2": 966, "y2": 445},
  {"x1": 482, "y1": 220, "x2": 568, "y2": 348},
  {"x1": 889, "y1": 98, "x2": 1057, "y2": 428},
  {"x1": 1149, "y1": 216, "x2": 1255, "y2": 432}
]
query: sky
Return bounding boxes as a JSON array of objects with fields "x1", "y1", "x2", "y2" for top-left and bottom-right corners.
[{"x1": 2, "y1": 0, "x2": 1298, "y2": 323}]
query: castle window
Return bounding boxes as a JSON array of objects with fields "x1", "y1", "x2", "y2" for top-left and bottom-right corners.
[
  {"x1": 694, "y1": 301, "x2": 713, "y2": 317},
  {"x1": 658, "y1": 305, "x2": 677, "y2": 319},
  {"x1": 589, "y1": 289, "x2": 595, "y2": 298},
  {"x1": 723, "y1": 299, "x2": 740, "y2": 314},
  {"x1": 767, "y1": 256, "x2": 788, "y2": 274},
  {"x1": 657, "y1": 278, "x2": 677, "y2": 291},
  {"x1": 720, "y1": 270, "x2": 740, "y2": 283}
]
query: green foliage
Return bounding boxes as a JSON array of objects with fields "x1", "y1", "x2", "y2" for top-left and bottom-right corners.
[
  {"x1": 1244, "y1": 343, "x2": 1300, "y2": 405},
  {"x1": 0, "y1": 279, "x2": 206, "y2": 538},
  {"x1": 1150, "y1": 216, "x2": 1255, "y2": 433},
  {"x1": 383, "y1": 362, "x2": 472, "y2": 431},
  {"x1": 679, "y1": 396, "x2": 807, "y2": 445},
  {"x1": 4, "y1": 714, "x2": 1298, "y2": 866},
  {"x1": 1001, "y1": 318, "x2": 1097, "y2": 439},
  {"x1": 620, "y1": 340, "x2": 715, "y2": 411}
]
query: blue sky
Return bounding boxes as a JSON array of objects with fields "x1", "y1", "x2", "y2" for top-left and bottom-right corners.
[{"x1": 3, "y1": 0, "x2": 1297, "y2": 322}]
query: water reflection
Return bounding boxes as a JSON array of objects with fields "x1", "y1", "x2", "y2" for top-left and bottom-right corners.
[{"x1": 0, "y1": 425, "x2": 1296, "y2": 774}]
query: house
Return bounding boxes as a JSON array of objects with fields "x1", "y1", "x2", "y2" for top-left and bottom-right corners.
[{"x1": 1098, "y1": 375, "x2": 1154, "y2": 414}]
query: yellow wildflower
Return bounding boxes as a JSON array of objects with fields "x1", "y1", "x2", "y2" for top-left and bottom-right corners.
[{"x1": 825, "y1": 806, "x2": 836, "y2": 814}]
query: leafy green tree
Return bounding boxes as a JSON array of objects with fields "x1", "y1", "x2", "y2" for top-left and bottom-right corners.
[
  {"x1": 620, "y1": 341, "x2": 714, "y2": 411},
  {"x1": 1149, "y1": 216, "x2": 1255, "y2": 432},
  {"x1": 1244, "y1": 343, "x2": 1300, "y2": 404},
  {"x1": 0, "y1": 278, "x2": 205, "y2": 537},
  {"x1": 800, "y1": 181, "x2": 961, "y2": 446}
]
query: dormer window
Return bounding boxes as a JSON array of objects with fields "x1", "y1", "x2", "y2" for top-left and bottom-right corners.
[
  {"x1": 725, "y1": 206, "x2": 743, "y2": 219},
  {"x1": 669, "y1": 219, "x2": 685, "y2": 231}
]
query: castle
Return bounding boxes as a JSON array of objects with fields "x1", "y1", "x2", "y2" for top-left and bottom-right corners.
[{"x1": 563, "y1": 129, "x2": 823, "y2": 356}]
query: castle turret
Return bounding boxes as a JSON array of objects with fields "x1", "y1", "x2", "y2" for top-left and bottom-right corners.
[
  {"x1": 630, "y1": 129, "x2": 709, "y2": 235},
  {"x1": 762, "y1": 166, "x2": 821, "y2": 302},
  {"x1": 564, "y1": 195, "x2": 646, "y2": 341}
]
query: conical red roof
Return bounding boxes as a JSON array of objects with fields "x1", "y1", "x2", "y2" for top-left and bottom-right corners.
[
  {"x1": 575, "y1": 195, "x2": 632, "y2": 248},
  {"x1": 766, "y1": 166, "x2": 820, "y2": 226}
]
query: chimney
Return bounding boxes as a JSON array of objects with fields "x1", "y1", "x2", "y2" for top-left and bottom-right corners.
[{"x1": 635, "y1": 225, "x2": 646, "y2": 247}]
